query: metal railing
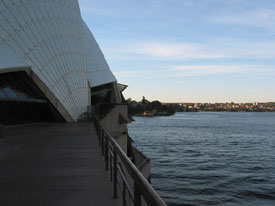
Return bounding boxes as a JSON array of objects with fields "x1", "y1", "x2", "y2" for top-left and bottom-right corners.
[{"x1": 93, "y1": 116, "x2": 167, "y2": 206}]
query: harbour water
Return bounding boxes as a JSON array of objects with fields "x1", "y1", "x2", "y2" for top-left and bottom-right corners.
[{"x1": 128, "y1": 112, "x2": 275, "y2": 206}]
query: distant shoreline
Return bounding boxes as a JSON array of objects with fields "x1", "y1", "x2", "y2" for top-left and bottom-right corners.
[
  {"x1": 134, "y1": 113, "x2": 172, "y2": 117},
  {"x1": 132, "y1": 110, "x2": 275, "y2": 117},
  {"x1": 127, "y1": 98, "x2": 275, "y2": 116},
  {"x1": 181, "y1": 111, "x2": 275, "y2": 112}
]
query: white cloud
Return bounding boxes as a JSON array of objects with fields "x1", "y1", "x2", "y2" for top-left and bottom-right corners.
[
  {"x1": 113, "y1": 64, "x2": 274, "y2": 79},
  {"x1": 126, "y1": 42, "x2": 229, "y2": 59},
  {"x1": 212, "y1": 8, "x2": 275, "y2": 29},
  {"x1": 107, "y1": 41, "x2": 275, "y2": 61},
  {"x1": 113, "y1": 69, "x2": 151, "y2": 78},
  {"x1": 79, "y1": 0, "x2": 121, "y2": 17},
  {"x1": 80, "y1": 7, "x2": 117, "y2": 17},
  {"x1": 106, "y1": 42, "x2": 230, "y2": 61},
  {"x1": 170, "y1": 65, "x2": 274, "y2": 76}
]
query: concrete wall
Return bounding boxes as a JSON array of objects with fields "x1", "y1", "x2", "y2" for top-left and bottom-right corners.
[
  {"x1": 101, "y1": 104, "x2": 128, "y2": 152},
  {"x1": 133, "y1": 146, "x2": 151, "y2": 181},
  {"x1": 140, "y1": 161, "x2": 151, "y2": 182}
]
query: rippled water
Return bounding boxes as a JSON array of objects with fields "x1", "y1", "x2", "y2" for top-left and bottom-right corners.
[{"x1": 128, "y1": 112, "x2": 275, "y2": 206}]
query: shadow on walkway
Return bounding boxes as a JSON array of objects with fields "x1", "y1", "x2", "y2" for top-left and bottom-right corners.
[{"x1": 0, "y1": 122, "x2": 121, "y2": 206}]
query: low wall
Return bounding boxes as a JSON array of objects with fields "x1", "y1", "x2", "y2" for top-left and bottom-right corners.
[{"x1": 101, "y1": 104, "x2": 128, "y2": 152}]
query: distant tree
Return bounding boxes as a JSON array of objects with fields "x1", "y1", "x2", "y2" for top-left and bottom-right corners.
[
  {"x1": 151, "y1": 101, "x2": 162, "y2": 111},
  {"x1": 142, "y1": 96, "x2": 146, "y2": 105},
  {"x1": 161, "y1": 104, "x2": 167, "y2": 111},
  {"x1": 127, "y1": 97, "x2": 176, "y2": 115},
  {"x1": 126, "y1": 98, "x2": 132, "y2": 104},
  {"x1": 167, "y1": 105, "x2": 176, "y2": 115},
  {"x1": 144, "y1": 102, "x2": 152, "y2": 111}
]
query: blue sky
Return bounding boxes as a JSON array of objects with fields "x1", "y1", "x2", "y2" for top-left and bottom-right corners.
[{"x1": 79, "y1": 0, "x2": 275, "y2": 103}]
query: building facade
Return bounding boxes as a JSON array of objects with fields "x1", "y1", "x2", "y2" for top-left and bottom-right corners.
[{"x1": 0, "y1": 0, "x2": 120, "y2": 124}]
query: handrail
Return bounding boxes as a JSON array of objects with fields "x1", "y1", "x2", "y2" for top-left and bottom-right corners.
[
  {"x1": 117, "y1": 163, "x2": 134, "y2": 200},
  {"x1": 93, "y1": 116, "x2": 167, "y2": 206}
]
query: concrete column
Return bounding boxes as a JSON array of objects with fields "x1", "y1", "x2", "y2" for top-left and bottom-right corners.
[{"x1": 112, "y1": 83, "x2": 122, "y2": 103}]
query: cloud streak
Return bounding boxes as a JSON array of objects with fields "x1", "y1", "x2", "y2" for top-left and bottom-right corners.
[
  {"x1": 211, "y1": 8, "x2": 275, "y2": 30},
  {"x1": 113, "y1": 64, "x2": 274, "y2": 79},
  {"x1": 79, "y1": 0, "x2": 121, "y2": 17},
  {"x1": 170, "y1": 65, "x2": 274, "y2": 77},
  {"x1": 105, "y1": 41, "x2": 275, "y2": 61},
  {"x1": 125, "y1": 42, "x2": 229, "y2": 60}
]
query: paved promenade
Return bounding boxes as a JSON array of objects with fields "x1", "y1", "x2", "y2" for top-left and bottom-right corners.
[{"x1": 0, "y1": 122, "x2": 120, "y2": 206}]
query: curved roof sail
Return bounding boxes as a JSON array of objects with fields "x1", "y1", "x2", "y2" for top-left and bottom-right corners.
[{"x1": 0, "y1": 0, "x2": 117, "y2": 121}]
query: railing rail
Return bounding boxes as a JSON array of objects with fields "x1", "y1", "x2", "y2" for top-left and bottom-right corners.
[{"x1": 93, "y1": 116, "x2": 167, "y2": 206}]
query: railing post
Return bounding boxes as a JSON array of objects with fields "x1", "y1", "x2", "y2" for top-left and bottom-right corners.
[
  {"x1": 110, "y1": 152, "x2": 113, "y2": 181},
  {"x1": 123, "y1": 181, "x2": 126, "y2": 206},
  {"x1": 99, "y1": 127, "x2": 102, "y2": 145},
  {"x1": 94, "y1": 115, "x2": 167, "y2": 206},
  {"x1": 105, "y1": 138, "x2": 109, "y2": 170},
  {"x1": 113, "y1": 148, "x2": 118, "y2": 199},
  {"x1": 134, "y1": 182, "x2": 141, "y2": 206},
  {"x1": 101, "y1": 132, "x2": 104, "y2": 156}
]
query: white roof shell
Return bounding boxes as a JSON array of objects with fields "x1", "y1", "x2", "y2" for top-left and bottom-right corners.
[{"x1": 0, "y1": 0, "x2": 117, "y2": 121}]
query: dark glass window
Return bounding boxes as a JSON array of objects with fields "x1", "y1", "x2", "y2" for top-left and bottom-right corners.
[
  {"x1": 0, "y1": 71, "x2": 65, "y2": 124},
  {"x1": 13, "y1": 90, "x2": 28, "y2": 100},
  {"x1": 2, "y1": 87, "x2": 18, "y2": 99},
  {"x1": 0, "y1": 72, "x2": 45, "y2": 101},
  {"x1": 0, "y1": 89, "x2": 7, "y2": 99}
]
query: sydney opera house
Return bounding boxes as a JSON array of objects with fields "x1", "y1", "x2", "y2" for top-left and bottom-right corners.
[
  {"x1": 0, "y1": 2, "x2": 166, "y2": 205},
  {"x1": 0, "y1": 0, "x2": 122, "y2": 124}
]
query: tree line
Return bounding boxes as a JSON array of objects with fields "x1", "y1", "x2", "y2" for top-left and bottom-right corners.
[{"x1": 126, "y1": 96, "x2": 177, "y2": 116}]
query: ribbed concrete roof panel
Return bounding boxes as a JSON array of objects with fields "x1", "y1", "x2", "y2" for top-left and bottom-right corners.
[{"x1": 0, "y1": 0, "x2": 117, "y2": 121}]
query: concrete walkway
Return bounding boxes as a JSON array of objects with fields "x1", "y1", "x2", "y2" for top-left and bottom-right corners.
[{"x1": 0, "y1": 122, "x2": 121, "y2": 206}]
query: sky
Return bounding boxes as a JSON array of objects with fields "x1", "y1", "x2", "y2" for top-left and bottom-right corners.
[{"x1": 79, "y1": 0, "x2": 275, "y2": 103}]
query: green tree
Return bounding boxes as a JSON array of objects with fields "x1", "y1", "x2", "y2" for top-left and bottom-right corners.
[
  {"x1": 151, "y1": 101, "x2": 162, "y2": 111},
  {"x1": 142, "y1": 96, "x2": 146, "y2": 105}
]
